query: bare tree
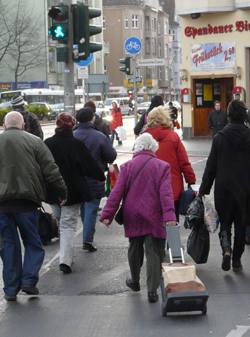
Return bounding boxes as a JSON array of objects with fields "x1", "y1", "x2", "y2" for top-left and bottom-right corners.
[
  {"x1": 0, "y1": 0, "x2": 18, "y2": 64},
  {"x1": 0, "y1": 0, "x2": 46, "y2": 89}
]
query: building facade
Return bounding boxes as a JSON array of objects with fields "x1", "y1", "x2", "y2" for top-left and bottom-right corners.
[
  {"x1": 103, "y1": 0, "x2": 172, "y2": 102},
  {"x1": 176, "y1": 0, "x2": 250, "y2": 139}
]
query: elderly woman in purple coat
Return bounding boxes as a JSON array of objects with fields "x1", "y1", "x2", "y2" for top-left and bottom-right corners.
[{"x1": 100, "y1": 133, "x2": 176, "y2": 303}]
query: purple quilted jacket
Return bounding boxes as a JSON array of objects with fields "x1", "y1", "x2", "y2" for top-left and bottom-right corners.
[{"x1": 100, "y1": 150, "x2": 176, "y2": 239}]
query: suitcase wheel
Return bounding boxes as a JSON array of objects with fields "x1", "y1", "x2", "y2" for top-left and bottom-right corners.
[
  {"x1": 161, "y1": 303, "x2": 167, "y2": 317},
  {"x1": 202, "y1": 305, "x2": 207, "y2": 315}
]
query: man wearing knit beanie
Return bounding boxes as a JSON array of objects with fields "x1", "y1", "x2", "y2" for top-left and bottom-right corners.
[
  {"x1": 44, "y1": 112, "x2": 105, "y2": 274},
  {"x1": 56, "y1": 112, "x2": 76, "y2": 129},
  {"x1": 74, "y1": 107, "x2": 117, "y2": 252},
  {"x1": 11, "y1": 94, "x2": 44, "y2": 139}
]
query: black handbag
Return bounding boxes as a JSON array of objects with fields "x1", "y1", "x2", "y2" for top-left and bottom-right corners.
[
  {"x1": 187, "y1": 221, "x2": 210, "y2": 264},
  {"x1": 114, "y1": 157, "x2": 153, "y2": 225}
]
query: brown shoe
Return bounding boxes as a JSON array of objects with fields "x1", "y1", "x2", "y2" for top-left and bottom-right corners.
[{"x1": 232, "y1": 259, "x2": 243, "y2": 272}]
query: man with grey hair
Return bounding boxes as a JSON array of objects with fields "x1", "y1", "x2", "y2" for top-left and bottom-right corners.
[
  {"x1": 0, "y1": 111, "x2": 67, "y2": 301},
  {"x1": 10, "y1": 94, "x2": 44, "y2": 139}
]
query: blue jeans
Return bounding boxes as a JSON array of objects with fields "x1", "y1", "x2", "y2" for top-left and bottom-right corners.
[
  {"x1": 0, "y1": 211, "x2": 45, "y2": 295},
  {"x1": 110, "y1": 130, "x2": 122, "y2": 145},
  {"x1": 81, "y1": 199, "x2": 101, "y2": 243}
]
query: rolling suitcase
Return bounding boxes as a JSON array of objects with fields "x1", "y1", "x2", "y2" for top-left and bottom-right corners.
[{"x1": 160, "y1": 224, "x2": 209, "y2": 316}]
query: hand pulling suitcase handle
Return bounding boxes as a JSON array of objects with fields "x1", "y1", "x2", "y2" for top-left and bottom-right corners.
[{"x1": 164, "y1": 222, "x2": 185, "y2": 263}]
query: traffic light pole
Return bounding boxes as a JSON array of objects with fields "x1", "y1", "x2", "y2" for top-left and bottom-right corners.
[
  {"x1": 63, "y1": 0, "x2": 75, "y2": 117},
  {"x1": 133, "y1": 56, "x2": 138, "y2": 127}
]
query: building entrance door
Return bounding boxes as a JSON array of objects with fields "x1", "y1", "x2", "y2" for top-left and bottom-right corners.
[{"x1": 192, "y1": 77, "x2": 234, "y2": 136}]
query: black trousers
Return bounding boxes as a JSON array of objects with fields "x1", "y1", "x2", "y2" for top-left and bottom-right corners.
[
  {"x1": 219, "y1": 200, "x2": 245, "y2": 260},
  {"x1": 128, "y1": 235, "x2": 165, "y2": 293}
]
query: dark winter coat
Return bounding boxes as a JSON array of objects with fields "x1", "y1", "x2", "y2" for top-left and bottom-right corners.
[
  {"x1": 134, "y1": 95, "x2": 164, "y2": 135},
  {"x1": 74, "y1": 123, "x2": 117, "y2": 199},
  {"x1": 44, "y1": 131, "x2": 105, "y2": 206},
  {"x1": 94, "y1": 114, "x2": 110, "y2": 138},
  {"x1": 199, "y1": 123, "x2": 250, "y2": 224},
  {"x1": 207, "y1": 108, "x2": 228, "y2": 137},
  {"x1": 0, "y1": 127, "x2": 67, "y2": 205},
  {"x1": 100, "y1": 151, "x2": 176, "y2": 238}
]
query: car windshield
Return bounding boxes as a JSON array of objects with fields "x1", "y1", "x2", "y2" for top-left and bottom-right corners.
[
  {"x1": 104, "y1": 99, "x2": 113, "y2": 105},
  {"x1": 139, "y1": 102, "x2": 150, "y2": 107},
  {"x1": 51, "y1": 104, "x2": 64, "y2": 109},
  {"x1": 0, "y1": 102, "x2": 11, "y2": 108}
]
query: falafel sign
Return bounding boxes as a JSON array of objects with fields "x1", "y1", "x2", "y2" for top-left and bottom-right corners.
[{"x1": 191, "y1": 41, "x2": 236, "y2": 71}]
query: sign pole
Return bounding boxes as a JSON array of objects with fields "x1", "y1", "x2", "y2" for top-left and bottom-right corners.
[
  {"x1": 63, "y1": 0, "x2": 75, "y2": 117},
  {"x1": 133, "y1": 56, "x2": 138, "y2": 127}
]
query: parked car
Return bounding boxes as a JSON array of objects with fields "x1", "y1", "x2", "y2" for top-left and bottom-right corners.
[
  {"x1": 49, "y1": 103, "x2": 65, "y2": 120},
  {"x1": 166, "y1": 101, "x2": 182, "y2": 112},
  {"x1": 104, "y1": 97, "x2": 131, "y2": 115},
  {"x1": 29, "y1": 102, "x2": 51, "y2": 109},
  {"x1": 0, "y1": 101, "x2": 12, "y2": 109},
  {"x1": 137, "y1": 101, "x2": 150, "y2": 115}
]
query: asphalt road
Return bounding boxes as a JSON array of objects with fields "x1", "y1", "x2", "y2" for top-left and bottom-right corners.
[{"x1": 1, "y1": 121, "x2": 250, "y2": 337}]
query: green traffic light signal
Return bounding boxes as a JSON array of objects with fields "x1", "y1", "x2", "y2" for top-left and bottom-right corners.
[
  {"x1": 119, "y1": 57, "x2": 131, "y2": 75},
  {"x1": 72, "y1": 3, "x2": 102, "y2": 61},
  {"x1": 48, "y1": 5, "x2": 69, "y2": 42}
]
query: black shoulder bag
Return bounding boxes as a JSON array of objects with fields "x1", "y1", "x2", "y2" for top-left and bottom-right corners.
[{"x1": 115, "y1": 156, "x2": 153, "y2": 225}]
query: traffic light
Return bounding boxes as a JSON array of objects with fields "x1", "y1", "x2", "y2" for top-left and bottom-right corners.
[
  {"x1": 128, "y1": 90, "x2": 133, "y2": 99},
  {"x1": 48, "y1": 5, "x2": 69, "y2": 42},
  {"x1": 119, "y1": 57, "x2": 131, "y2": 75},
  {"x1": 72, "y1": 2, "x2": 102, "y2": 61}
]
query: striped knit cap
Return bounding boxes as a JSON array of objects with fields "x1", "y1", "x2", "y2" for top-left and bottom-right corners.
[
  {"x1": 11, "y1": 95, "x2": 24, "y2": 107},
  {"x1": 56, "y1": 112, "x2": 76, "y2": 128}
]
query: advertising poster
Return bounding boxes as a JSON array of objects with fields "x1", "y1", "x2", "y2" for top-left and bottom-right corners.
[
  {"x1": 191, "y1": 41, "x2": 236, "y2": 71},
  {"x1": 203, "y1": 84, "x2": 213, "y2": 101}
]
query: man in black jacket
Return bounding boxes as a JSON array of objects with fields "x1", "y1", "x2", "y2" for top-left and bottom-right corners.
[
  {"x1": 208, "y1": 100, "x2": 228, "y2": 137},
  {"x1": 45, "y1": 112, "x2": 105, "y2": 273},
  {"x1": 199, "y1": 100, "x2": 250, "y2": 272},
  {"x1": 134, "y1": 95, "x2": 164, "y2": 136},
  {"x1": 11, "y1": 94, "x2": 44, "y2": 139}
]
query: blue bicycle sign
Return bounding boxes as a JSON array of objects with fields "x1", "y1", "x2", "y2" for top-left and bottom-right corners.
[{"x1": 125, "y1": 37, "x2": 142, "y2": 54}]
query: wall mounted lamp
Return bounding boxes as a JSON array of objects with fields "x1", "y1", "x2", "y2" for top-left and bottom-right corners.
[
  {"x1": 191, "y1": 13, "x2": 201, "y2": 19},
  {"x1": 179, "y1": 69, "x2": 187, "y2": 81},
  {"x1": 232, "y1": 66, "x2": 241, "y2": 79}
]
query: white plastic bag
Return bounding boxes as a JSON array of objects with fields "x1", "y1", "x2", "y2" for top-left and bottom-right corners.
[
  {"x1": 203, "y1": 197, "x2": 219, "y2": 233},
  {"x1": 115, "y1": 126, "x2": 126, "y2": 141}
]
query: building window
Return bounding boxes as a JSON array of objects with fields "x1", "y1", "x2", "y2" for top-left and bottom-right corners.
[
  {"x1": 104, "y1": 65, "x2": 107, "y2": 74},
  {"x1": 158, "y1": 43, "x2": 162, "y2": 57},
  {"x1": 132, "y1": 15, "x2": 138, "y2": 28},
  {"x1": 152, "y1": 39, "x2": 156, "y2": 54},
  {"x1": 158, "y1": 21, "x2": 161, "y2": 34},
  {"x1": 151, "y1": 17, "x2": 156, "y2": 30},
  {"x1": 165, "y1": 67, "x2": 169, "y2": 81},
  {"x1": 165, "y1": 44, "x2": 168, "y2": 58},
  {"x1": 145, "y1": 16, "x2": 149, "y2": 30},
  {"x1": 125, "y1": 15, "x2": 129, "y2": 29},
  {"x1": 174, "y1": 72, "x2": 178, "y2": 83},
  {"x1": 103, "y1": 16, "x2": 106, "y2": 29},
  {"x1": 174, "y1": 51, "x2": 177, "y2": 63},
  {"x1": 146, "y1": 37, "x2": 150, "y2": 54},
  {"x1": 173, "y1": 29, "x2": 176, "y2": 40},
  {"x1": 165, "y1": 22, "x2": 168, "y2": 34},
  {"x1": 159, "y1": 67, "x2": 162, "y2": 81},
  {"x1": 58, "y1": 62, "x2": 63, "y2": 73}
]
